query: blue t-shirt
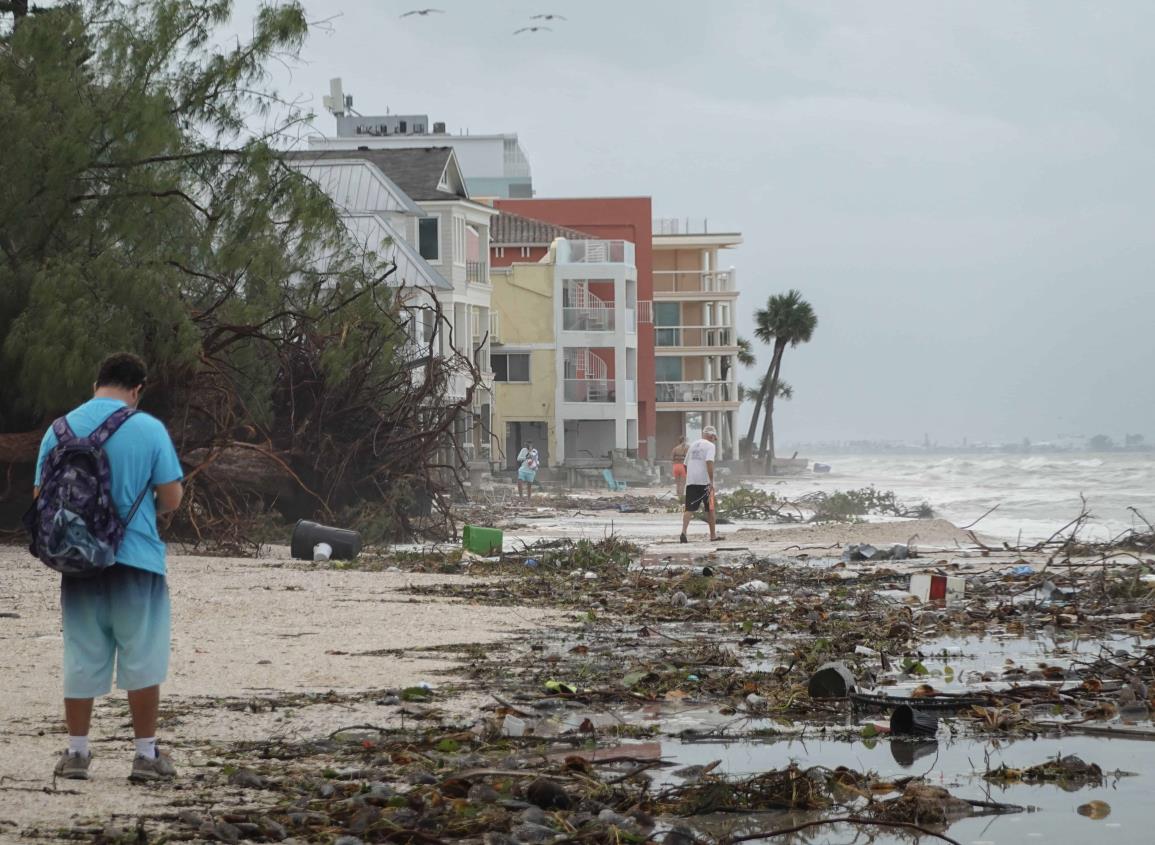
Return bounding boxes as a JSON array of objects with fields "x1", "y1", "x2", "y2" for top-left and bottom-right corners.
[{"x1": 34, "y1": 398, "x2": 183, "y2": 576}]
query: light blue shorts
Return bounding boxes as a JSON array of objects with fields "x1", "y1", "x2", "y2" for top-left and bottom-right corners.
[
  {"x1": 60, "y1": 564, "x2": 171, "y2": 698},
  {"x1": 518, "y1": 467, "x2": 537, "y2": 483}
]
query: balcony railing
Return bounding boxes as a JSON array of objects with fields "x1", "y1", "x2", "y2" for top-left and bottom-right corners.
[
  {"x1": 564, "y1": 379, "x2": 616, "y2": 403},
  {"x1": 466, "y1": 261, "x2": 488, "y2": 283},
  {"x1": 654, "y1": 326, "x2": 735, "y2": 348},
  {"x1": 557, "y1": 239, "x2": 635, "y2": 266},
  {"x1": 653, "y1": 269, "x2": 735, "y2": 294},
  {"x1": 563, "y1": 306, "x2": 615, "y2": 332},
  {"x1": 656, "y1": 381, "x2": 736, "y2": 403},
  {"x1": 625, "y1": 307, "x2": 637, "y2": 334}
]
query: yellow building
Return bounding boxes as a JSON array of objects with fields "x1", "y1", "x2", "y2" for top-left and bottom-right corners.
[
  {"x1": 489, "y1": 260, "x2": 558, "y2": 467},
  {"x1": 489, "y1": 215, "x2": 641, "y2": 473}
]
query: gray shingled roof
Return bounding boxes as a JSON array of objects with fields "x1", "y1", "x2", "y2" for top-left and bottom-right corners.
[
  {"x1": 491, "y1": 211, "x2": 592, "y2": 246},
  {"x1": 287, "y1": 148, "x2": 463, "y2": 201}
]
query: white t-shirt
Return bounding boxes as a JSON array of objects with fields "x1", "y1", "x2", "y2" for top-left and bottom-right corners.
[{"x1": 685, "y1": 438, "x2": 716, "y2": 486}]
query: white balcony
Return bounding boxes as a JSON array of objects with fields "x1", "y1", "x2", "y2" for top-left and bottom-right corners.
[
  {"x1": 466, "y1": 261, "x2": 488, "y2": 284},
  {"x1": 564, "y1": 378, "x2": 616, "y2": 403},
  {"x1": 557, "y1": 239, "x2": 635, "y2": 266},
  {"x1": 625, "y1": 307, "x2": 637, "y2": 334},
  {"x1": 625, "y1": 380, "x2": 637, "y2": 402},
  {"x1": 653, "y1": 269, "x2": 736, "y2": 295},
  {"x1": 563, "y1": 306, "x2": 615, "y2": 332},
  {"x1": 656, "y1": 381, "x2": 737, "y2": 404},
  {"x1": 654, "y1": 325, "x2": 735, "y2": 348}
]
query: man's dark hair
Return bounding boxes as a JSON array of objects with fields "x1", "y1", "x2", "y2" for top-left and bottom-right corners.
[{"x1": 95, "y1": 352, "x2": 148, "y2": 390}]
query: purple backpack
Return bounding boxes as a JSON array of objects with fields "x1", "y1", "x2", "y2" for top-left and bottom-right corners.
[{"x1": 23, "y1": 407, "x2": 149, "y2": 577}]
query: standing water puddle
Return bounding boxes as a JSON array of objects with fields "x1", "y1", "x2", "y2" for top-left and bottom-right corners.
[{"x1": 641, "y1": 734, "x2": 1150, "y2": 843}]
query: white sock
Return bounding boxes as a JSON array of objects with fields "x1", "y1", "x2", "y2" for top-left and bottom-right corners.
[
  {"x1": 134, "y1": 737, "x2": 157, "y2": 760},
  {"x1": 67, "y1": 736, "x2": 89, "y2": 758}
]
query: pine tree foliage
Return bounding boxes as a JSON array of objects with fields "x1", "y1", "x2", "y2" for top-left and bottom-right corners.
[{"x1": 0, "y1": 1, "x2": 478, "y2": 542}]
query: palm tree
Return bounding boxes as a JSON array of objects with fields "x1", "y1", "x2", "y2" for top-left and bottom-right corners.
[
  {"x1": 736, "y1": 336, "x2": 756, "y2": 369},
  {"x1": 746, "y1": 291, "x2": 817, "y2": 473}
]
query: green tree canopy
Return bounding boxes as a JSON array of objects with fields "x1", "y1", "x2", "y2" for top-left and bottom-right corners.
[{"x1": 0, "y1": 0, "x2": 475, "y2": 539}]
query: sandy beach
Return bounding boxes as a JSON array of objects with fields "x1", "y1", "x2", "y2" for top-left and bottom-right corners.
[
  {"x1": 0, "y1": 547, "x2": 561, "y2": 841},
  {"x1": 1, "y1": 499, "x2": 1148, "y2": 844}
]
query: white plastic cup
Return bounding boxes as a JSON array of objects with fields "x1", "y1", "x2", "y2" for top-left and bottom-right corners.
[{"x1": 313, "y1": 542, "x2": 333, "y2": 562}]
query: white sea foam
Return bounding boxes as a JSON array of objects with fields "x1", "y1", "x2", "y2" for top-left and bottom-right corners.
[{"x1": 752, "y1": 452, "x2": 1155, "y2": 543}]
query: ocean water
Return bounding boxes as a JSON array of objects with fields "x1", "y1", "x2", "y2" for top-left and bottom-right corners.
[{"x1": 754, "y1": 452, "x2": 1155, "y2": 543}]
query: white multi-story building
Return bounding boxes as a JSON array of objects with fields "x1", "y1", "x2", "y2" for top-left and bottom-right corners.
[
  {"x1": 553, "y1": 238, "x2": 640, "y2": 464},
  {"x1": 311, "y1": 81, "x2": 533, "y2": 199},
  {"x1": 287, "y1": 147, "x2": 498, "y2": 465}
]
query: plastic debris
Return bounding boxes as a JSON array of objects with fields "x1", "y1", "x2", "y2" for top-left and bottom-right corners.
[
  {"x1": 890, "y1": 704, "x2": 939, "y2": 737},
  {"x1": 737, "y1": 580, "x2": 770, "y2": 593},
  {"x1": 808, "y1": 662, "x2": 856, "y2": 699},
  {"x1": 909, "y1": 573, "x2": 966, "y2": 605}
]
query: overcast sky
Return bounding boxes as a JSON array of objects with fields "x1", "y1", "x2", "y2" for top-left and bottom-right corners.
[{"x1": 226, "y1": 0, "x2": 1154, "y2": 446}]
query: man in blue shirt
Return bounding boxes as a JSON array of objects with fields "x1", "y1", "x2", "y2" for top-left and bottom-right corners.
[{"x1": 34, "y1": 353, "x2": 184, "y2": 782}]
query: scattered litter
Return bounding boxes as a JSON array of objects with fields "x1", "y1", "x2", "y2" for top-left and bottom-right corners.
[
  {"x1": 909, "y1": 573, "x2": 966, "y2": 605},
  {"x1": 809, "y1": 662, "x2": 856, "y2": 699},
  {"x1": 737, "y1": 580, "x2": 770, "y2": 593},
  {"x1": 890, "y1": 704, "x2": 939, "y2": 737}
]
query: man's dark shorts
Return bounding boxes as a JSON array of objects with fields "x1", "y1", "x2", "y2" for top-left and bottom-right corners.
[{"x1": 684, "y1": 485, "x2": 713, "y2": 513}]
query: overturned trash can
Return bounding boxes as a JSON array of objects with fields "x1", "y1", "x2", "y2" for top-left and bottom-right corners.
[
  {"x1": 291, "y1": 520, "x2": 362, "y2": 561},
  {"x1": 890, "y1": 704, "x2": 939, "y2": 737},
  {"x1": 808, "y1": 662, "x2": 857, "y2": 699}
]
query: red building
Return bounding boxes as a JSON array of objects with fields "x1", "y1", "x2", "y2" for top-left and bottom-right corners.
[{"x1": 492, "y1": 197, "x2": 656, "y2": 460}]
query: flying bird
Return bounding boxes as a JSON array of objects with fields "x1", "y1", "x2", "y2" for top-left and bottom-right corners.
[
  {"x1": 514, "y1": 25, "x2": 552, "y2": 34},
  {"x1": 531, "y1": 13, "x2": 567, "y2": 20},
  {"x1": 401, "y1": 8, "x2": 444, "y2": 17}
]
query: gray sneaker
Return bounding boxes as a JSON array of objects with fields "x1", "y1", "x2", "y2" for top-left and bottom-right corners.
[
  {"x1": 54, "y1": 750, "x2": 92, "y2": 780},
  {"x1": 129, "y1": 749, "x2": 177, "y2": 783}
]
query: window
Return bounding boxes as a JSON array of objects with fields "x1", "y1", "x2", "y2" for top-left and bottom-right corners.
[
  {"x1": 654, "y1": 302, "x2": 681, "y2": 346},
  {"x1": 418, "y1": 217, "x2": 439, "y2": 261},
  {"x1": 493, "y1": 353, "x2": 530, "y2": 382},
  {"x1": 656, "y1": 357, "x2": 683, "y2": 382},
  {"x1": 653, "y1": 302, "x2": 680, "y2": 326}
]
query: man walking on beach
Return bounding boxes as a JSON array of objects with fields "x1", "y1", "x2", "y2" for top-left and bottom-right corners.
[
  {"x1": 680, "y1": 426, "x2": 719, "y2": 543},
  {"x1": 34, "y1": 353, "x2": 184, "y2": 782}
]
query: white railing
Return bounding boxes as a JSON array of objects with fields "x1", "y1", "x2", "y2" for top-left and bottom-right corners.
[
  {"x1": 653, "y1": 217, "x2": 710, "y2": 235},
  {"x1": 563, "y1": 306, "x2": 615, "y2": 332},
  {"x1": 466, "y1": 261, "x2": 488, "y2": 283},
  {"x1": 625, "y1": 307, "x2": 637, "y2": 333},
  {"x1": 656, "y1": 381, "x2": 736, "y2": 403},
  {"x1": 564, "y1": 379, "x2": 616, "y2": 403},
  {"x1": 654, "y1": 326, "x2": 735, "y2": 347},
  {"x1": 557, "y1": 239, "x2": 635, "y2": 265},
  {"x1": 653, "y1": 268, "x2": 735, "y2": 293}
]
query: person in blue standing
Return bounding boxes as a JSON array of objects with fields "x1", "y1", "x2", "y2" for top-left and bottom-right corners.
[
  {"x1": 516, "y1": 441, "x2": 539, "y2": 501},
  {"x1": 34, "y1": 353, "x2": 184, "y2": 782}
]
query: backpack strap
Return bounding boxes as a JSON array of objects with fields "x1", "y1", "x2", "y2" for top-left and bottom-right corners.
[
  {"x1": 88, "y1": 407, "x2": 138, "y2": 449},
  {"x1": 123, "y1": 482, "x2": 152, "y2": 529},
  {"x1": 51, "y1": 416, "x2": 76, "y2": 445}
]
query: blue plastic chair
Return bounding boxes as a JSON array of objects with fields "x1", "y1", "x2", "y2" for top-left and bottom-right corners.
[{"x1": 602, "y1": 469, "x2": 627, "y2": 491}]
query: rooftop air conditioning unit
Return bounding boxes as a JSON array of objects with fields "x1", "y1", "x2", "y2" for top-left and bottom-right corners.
[{"x1": 433, "y1": 122, "x2": 447, "y2": 134}]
